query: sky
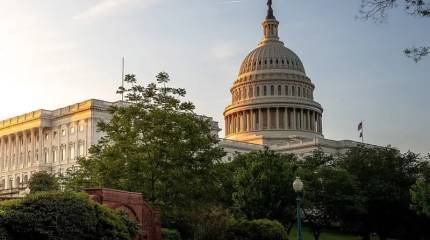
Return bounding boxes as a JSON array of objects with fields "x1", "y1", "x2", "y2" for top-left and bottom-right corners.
[{"x1": 0, "y1": 0, "x2": 429, "y2": 153}]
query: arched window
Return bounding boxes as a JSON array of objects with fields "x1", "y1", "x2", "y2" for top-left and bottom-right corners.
[
  {"x1": 249, "y1": 86, "x2": 253, "y2": 98},
  {"x1": 298, "y1": 87, "x2": 301, "y2": 97},
  {"x1": 285, "y1": 85, "x2": 289, "y2": 95},
  {"x1": 257, "y1": 86, "x2": 260, "y2": 96},
  {"x1": 278, "y1": 86, "x2": 281, "y2": 95},
  {"x1": 243, "y1": 88, "x2": 247, "y2": 99},
  {"x1": 292, "y1": 86, "x2": 296, "y2": 96},
  {"x1": 270, "y1": 86, "x2": 275, "y2": 95},
  {"x1": 263, "y1": 86, "x2": 267, "y2": 96},
  {"x1": 238, "y1": 89, "x2": 241, "y2": 100},
  {"x1": 303, "y1": 88, "x2": 305, "y2": 97}
]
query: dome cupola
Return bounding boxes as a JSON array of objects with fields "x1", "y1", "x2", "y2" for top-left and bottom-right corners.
[{"x1": 223, "y1": 0, "x2": 324, "y2": 145}]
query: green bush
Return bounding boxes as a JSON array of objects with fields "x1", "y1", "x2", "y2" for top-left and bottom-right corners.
[
  {"x1": 226, "y1": 219, "x2": 288, "y2": 240},
  {"x1": 0, "y1": 191, "x2": 138, "y2": 240},
  {"x1": 162, "y1": 228, "x2": 181, "y2": 240},
  {"x1": 28, "y1": 171, "x2": 60, "y2": 193}
]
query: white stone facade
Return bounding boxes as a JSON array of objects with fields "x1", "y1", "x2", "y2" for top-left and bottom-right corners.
[
  {"x1": 0, "y1": 99, "x2": 117, "y2": 192},
  {"x1": 224, "y1": 4, "x2": 323, "y2": 146},
  {"x1": 219, "y1": 2, "x2": 373, "y2": 157}
]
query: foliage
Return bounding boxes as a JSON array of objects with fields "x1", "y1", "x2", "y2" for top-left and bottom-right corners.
[
  {"x1": 191, "y1": 205, "x2": 235, "y2": 240},
  {"x1": 28, "y1": 171, "x2": 60, "y2": 193},
  {"x1": 298, "y1": 150, "x2": 364, "y2": 240},
  {"x1": 411, "y1": 178, "x2": 430, "y2": 217},
  {"x1": 0, "y1": 191, "x2": 138, "y2": 240},
  {"x1": 225, "y1": 219, "x2": 288, "y2": 240},
  {"x1": 231, "y1": 149, "x2": 297, "y2": 228},
  {"x1": 411, "y1": 158, "x2": 430, "y2": 217},
  {"x1": 63, "y1": 72, "x2": 225, "y2": 235},
  {"x1": 161, "y1": 228, "x2": 182, "y2": 240},
  {"x1": 337, "y1": 146, "x2": 422, "y2": 240},
  {"x1": 289, "y1": 227, "x2": 360, "y2": 240},
  {"x1": 358, "y1": 0, "x2": 429, "y2": 62}
]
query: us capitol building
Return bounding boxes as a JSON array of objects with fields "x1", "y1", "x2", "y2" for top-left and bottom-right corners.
[{"x1": 0, "y1": 2, "x2": 367, "y2": 194}]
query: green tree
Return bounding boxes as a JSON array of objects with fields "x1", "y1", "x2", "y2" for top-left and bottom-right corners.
[
  {"x1": 337, "y1": 146, "x2": 422, "y2": 240},
  {"x1": 299, "y1": 166, "x2": 364, "y2": 240},
  {"x1": 411, "y1": 156, "x2": 430, "y2": 217},
  {"x1": 0, "y1": 191, "x2": 138, "y2": 240},
  {"x1": 358, "y1": 0, "x2": 429, "y2": 62},
  {"x1": 225, "y1": 219, "x2": 288, "y2": 240},
  {"x1": 63, "y1": 73, "x2": 225, "y2": 235},
  {"x1": 231, "y1": 149, "x2": 298, "y2": 232},
  {"x1": 28, "y1": 171, "x2": 60, "y2": 193}
]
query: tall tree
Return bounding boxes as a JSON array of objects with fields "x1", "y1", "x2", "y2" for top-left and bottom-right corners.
[
  {"x1": 299, "y1": 150, "x2": 364, "y2": 240},
  {"x1": 359, "y1": 0, "x2": 430, "y2": 62},
  {"x1": 63, "y1": 73, "x2": 225, "y2": 232},
  {"x1": 231, "y1": 149, "x2": 298, "y2": 232},
  {"x1": 411, "y1": 155, "x2": 430, "y2": 217},
  {"x1": 337, "y1": 146, "x2": 422, "y2": 240}
]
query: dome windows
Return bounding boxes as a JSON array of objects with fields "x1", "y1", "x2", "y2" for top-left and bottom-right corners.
[
  {"x1": 278, "y1": 86, "x2": 281, "y2": 95},
  {"x1": 270, "y1": 86, "x2": 275, "y2": 95},
  {"x1": 263, "y1": 86, "x2": 267, "y2": 96}
]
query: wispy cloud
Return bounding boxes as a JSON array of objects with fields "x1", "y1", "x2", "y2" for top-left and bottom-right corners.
[{"x1": 73, "y1": 0, "x2": 158, "y2": 20}]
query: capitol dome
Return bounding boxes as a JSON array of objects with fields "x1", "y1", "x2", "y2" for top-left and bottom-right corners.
[
  {"x1": 224, "y1": 1, "x2": 323, "y2": 145},
  {"x1": 239, "y1": 42, "x2": 306, "y2": 75}
]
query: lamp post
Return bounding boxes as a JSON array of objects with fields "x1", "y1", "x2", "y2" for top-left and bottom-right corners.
[{"x1": 293, "y1": 176, "x2": 304, "y2": 240}]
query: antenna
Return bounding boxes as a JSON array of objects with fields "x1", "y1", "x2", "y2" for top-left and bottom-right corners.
[{"x1": 121, "y1": 57, "x2": 125, "y2": 101}]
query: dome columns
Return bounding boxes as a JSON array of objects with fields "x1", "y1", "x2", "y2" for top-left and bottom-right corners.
[{"x1": 225, "y1": 106, "x2": 323, "y2": 137}]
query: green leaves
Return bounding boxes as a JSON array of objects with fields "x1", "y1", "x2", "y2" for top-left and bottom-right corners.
[{"x1": 64, "y1": 72, "x2": 224, "y2": 233}]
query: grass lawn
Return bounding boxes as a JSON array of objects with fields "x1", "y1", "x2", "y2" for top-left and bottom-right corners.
[{"x1": 289, "y1": 227, "x2": 361, "y2": 240}]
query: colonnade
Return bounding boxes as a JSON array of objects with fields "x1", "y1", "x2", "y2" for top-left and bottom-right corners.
[
  {"x1": 225, "y1": 107, "x2": 322, "y2": 136},
  {"x1": 0, "y1": 120, "x2": 90, "y2": 190}
]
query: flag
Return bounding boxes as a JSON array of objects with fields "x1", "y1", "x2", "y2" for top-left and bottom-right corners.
[{"x1": 358, "y1": 121, "x2": 363, "y2": 131}]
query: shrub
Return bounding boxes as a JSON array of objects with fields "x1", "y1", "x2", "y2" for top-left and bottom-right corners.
[
  {"x1": 0, "y1": 191, "x2": 138, "y2": 240},
  {"x1": 28, "y1": 171, "x2": 60, "y2": 193},
  {"x1": 162, "y1": 228, "x2": 181, "y2": 240},
  {"x1": 226, "y1": 219, "x2": 288, "y2": 240}
]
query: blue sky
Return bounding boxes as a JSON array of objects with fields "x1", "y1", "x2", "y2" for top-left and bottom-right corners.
[{"x1": 0, "y1": 0, "x2": 429, "y2": 153}]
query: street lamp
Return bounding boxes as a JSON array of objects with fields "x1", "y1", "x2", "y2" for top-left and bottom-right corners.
[{"x1": 293, "y1": 176, "x2": 304, "y2": 240}]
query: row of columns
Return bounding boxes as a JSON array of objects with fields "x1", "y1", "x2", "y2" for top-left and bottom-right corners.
[
  {"x1": 225, "y1": 107, "x2": 322, "y2": 136},
  {"x1": 0, "y1": 128, "x2": 42, "y2": 173},
  {"x1": 0, "y1": 120, "x2": 90, "y2": 189}
]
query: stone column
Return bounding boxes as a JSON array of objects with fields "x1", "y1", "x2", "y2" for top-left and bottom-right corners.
[
  {"x1": 30, "y1": 129, "x2": 35, "y2": 166},
  {"x1": 241, "y1": 111, "x2": 245, "y2": 132},
  {"x1": 307, "y1": 110, "x2": 311, "y2": 131},
  {"x1": 276, "y1": 108, "x2": 280, "y2": 129},
  {"x1": 38, "y1": 128, "x2": 43, "y2": 165},
  {"x1": 301, "y1": 109, "x2": 305, "y2": 130},
  {"x1": 250, "y1": 110, "x2": 255, "y2": 131},
  {"x1": 14, "y1": 133, "x2": 19, "y2": 169},
  {"x1": 23, "y1": 131, "x2": 27, "y2": 168},
  {"x1": 259, "y1": 108, "x2": 263, "y2": 130},
  {"x1": 267, "y1": 108, "x2": 271, "y2": 130},
  {"x1": 0, "y1": 137, "x2": 3, "y2": 172},
  {"x1": 292, "y1": 108, "x2": 296, "y2": 130}
]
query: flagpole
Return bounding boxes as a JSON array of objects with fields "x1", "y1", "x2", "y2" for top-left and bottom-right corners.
[
  {"x1": 361, "y1": 121, "x2": 364, "y2": 143},
  {"x1": 121, "y1": 57, "x2": 125, "y2": 101}
]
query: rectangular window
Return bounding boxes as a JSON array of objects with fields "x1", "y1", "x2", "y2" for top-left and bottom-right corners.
[
  {"x1": 79, "y1": 143, "x2": 85, "y2": 157},
  {"x1": 70, "y1": 127, "x2": 75, "y2": 134},
  {"x1": 70, "y1": 146, "x2": 75, "y2": 160},
  {"x1": 61, "y1": 147, "x2": 66, "y2": 161},
  {"x1": 52, "y1": 150, "x2": 57, "y2": 163}
]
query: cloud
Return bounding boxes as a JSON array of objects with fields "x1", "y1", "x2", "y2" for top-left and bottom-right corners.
[{"x1": 73, "y1": 0, "x2": 158, "y2": 20}]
